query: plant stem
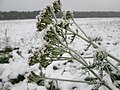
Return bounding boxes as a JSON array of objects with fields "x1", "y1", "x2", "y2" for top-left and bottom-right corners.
[
  {"x1": 44, "y1": 77, "x2": 97, "y2": 84},
  {"x1": 54, "y1": 30, "x2": 102, "y2": 81},
  {"x1": 67, "y1": 28, "x2": 90, "y2": 43},
  {"x1": 56, "y1": 29, "x2": 113, "y2": 90},
  {"x1": 64, "y1": 46, "x2": 101, "y2": 80},
  {"x1": 49, "y1": 6, "x2": 58, "y2": 22},
  {"x1": 67, "y1": 25, "x2": 120, "y2": 63},
  {"x1": 72, "y1": 18, "x2": 91, "y2": 41},
  {"x1": 105, "y1": 58, "x2": 120, "y2": 73},
  {"x1": 61, "y1": 43, "x2": 88, "y2": 65},
  {"x1": 103, "y1": 83, "x2": 113, "y2": 90}
]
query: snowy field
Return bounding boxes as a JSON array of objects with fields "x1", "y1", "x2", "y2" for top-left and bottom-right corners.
[{"x1": 0, "y1": 18, "x2": 120, "y2": 90}]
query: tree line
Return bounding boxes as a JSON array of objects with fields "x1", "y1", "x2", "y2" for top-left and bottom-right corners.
[
  {"x1": 0, "y1": 11, "x2": 39, "y2": 20},
  {"x1": 0, "y1": 11, "x2": 120, "y2": 20}
]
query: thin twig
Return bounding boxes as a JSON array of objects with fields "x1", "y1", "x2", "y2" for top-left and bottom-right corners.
[{"x1": 45, "y1": 77, "x2": 97, "y2": 84}]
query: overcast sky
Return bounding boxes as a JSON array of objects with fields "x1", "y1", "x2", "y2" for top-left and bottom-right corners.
[{"x1": 0, "y1": 0, "x2": 120, "y2": 11}]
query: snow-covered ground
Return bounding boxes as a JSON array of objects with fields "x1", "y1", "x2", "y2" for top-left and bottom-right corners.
[{"x1": 0, "y1": 18, "x2": 120, "y2": 90}]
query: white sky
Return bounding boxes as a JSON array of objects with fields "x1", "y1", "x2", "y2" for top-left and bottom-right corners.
[{"x1": 0, "y1": 0, "x2": 120, "y2": 11}]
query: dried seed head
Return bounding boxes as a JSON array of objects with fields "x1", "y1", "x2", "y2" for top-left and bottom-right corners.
[
  {"x1": 53, "y1": 0, "x2": 61, "y2": 13},
  {"x1": 65, "y1": 11, "x2": 74, "y2": 20},
  {"x1": 94, "y1": 47, "x2": 107, "y2": 61},
  {"x1": 46, "y1": 6, "x2": 52, "y2": 13},
  {"x1": 57, "y1": 21, "x2": 64, "y2": 28}
]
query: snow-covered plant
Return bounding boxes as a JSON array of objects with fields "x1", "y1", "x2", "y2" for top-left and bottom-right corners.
[
  {"x1": 28, "y1": 0, "x2": 120, "y2": 90},
  {"x1": 0, "y1": 29, "x2": 26, "y2": 90},
  {"x1": 0, "y1": 29, "x2": 13, "y2": 63},
  {"x1": 0, "y1": 47, "x2": 13, "y2": 63}
]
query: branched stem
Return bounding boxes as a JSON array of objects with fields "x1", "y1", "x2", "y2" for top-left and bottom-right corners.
[
  {"x1": 67, "y1": 21, "x2": 120, "y2": 63},
  {"x1": 49, "y1": 7, "x2": 113, "y2": 90}
]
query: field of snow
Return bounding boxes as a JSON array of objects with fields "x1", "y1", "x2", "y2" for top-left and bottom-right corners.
[{"x1": 0, "y1": 18, "x2": 120, "y2": 90}]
